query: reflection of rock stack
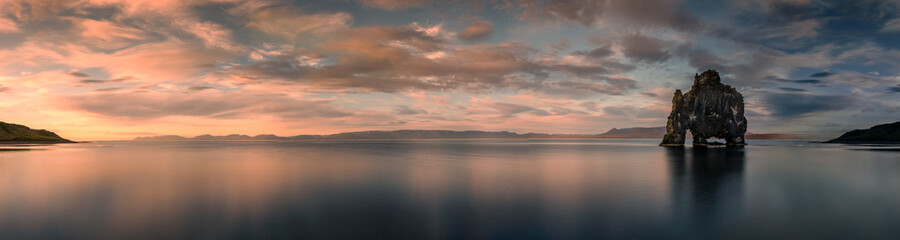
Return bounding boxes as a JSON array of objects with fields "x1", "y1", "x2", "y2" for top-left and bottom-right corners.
[
  {"x1": 666, "y1": 147, "x2": 746, "y2": 232},
  {"x1": 660, "y1": 70, "x2": 747, "y2": 146}
]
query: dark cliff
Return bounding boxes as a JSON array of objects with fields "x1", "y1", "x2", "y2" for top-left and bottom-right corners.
[{"x1": 825, "y1": 121, "x2": 900, "y2": 143}]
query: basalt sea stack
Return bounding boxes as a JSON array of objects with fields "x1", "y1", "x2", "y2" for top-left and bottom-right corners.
[{"x1": 660, "y1": 70, "x2": 747, "y2": 146}]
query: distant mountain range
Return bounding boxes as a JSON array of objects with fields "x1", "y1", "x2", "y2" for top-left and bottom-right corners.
[
  {"x1": 0, "y1": 121, "x2": 74, "y2": 143},
  {"x1": 136, "y1": 130, "x2": 554, "y2": 141},
  {"x1": 595, "y1": 127, "x2": 666, "y2": 138},
  {"x1": 134, "y1": 127, "x2": 803, "y2": 141},
  {"x1": 826, "y1": 121, "x2": 900, "y2": 143}
]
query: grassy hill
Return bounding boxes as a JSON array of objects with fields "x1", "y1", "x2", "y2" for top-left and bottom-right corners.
[{"x1": 0, "y1": 121, "x2": 73, "y2": 142}]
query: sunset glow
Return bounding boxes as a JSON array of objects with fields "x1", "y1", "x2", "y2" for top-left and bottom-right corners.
[{"x1": 1, "y1": 0, "x2": 899, "y2": 140}]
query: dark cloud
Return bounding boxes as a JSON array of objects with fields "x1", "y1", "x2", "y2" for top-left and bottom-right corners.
[
  {"x1": 767, "y1": 76, "x2": 826, "y2": 85},
  {"x1": 890, "y1": 85, "x2": 900, "y2": 92},
  {"x1": 642, "y1": 92, "x2": 658, "y2": 97},
  {"x1": 79, "y1": 78, "x2": 129, "y2": 85},
  {"x1": 620, "y1": 34, "x2": 672, "y2": 63},
  {"x1": 809, "y1": 72, "x2": 833, "y2": 78},
  {"x1": 794, "y1": 79, "x2": 825, "y2": 84},
  {"x1": 778, "y1": 87, "x2": 806, "y2": 92},
  {"x1": 763, "y1": 92, "x2": 856, "y2": 118},
  {"x1": 392, "y1": 105, "x2": 427, "y2": 115},
  {"x1": 0, "y1": 85, "x2": 8, "y2": 92},
  {"x1": 68, "y1": 72, "x2": 90, "y2": 78},
  {"x1": 457, "y1": 20, "x2": 493, "y2": 41},
  {"x1": 94, "y1": 87, "x2": 123, "y2": 92},
  {"x1": 572, "y1": 45, "x2": 613, "y2": 59},
  {"x1": 188, "y1": 86, "x2": 214, "y2": 92}
]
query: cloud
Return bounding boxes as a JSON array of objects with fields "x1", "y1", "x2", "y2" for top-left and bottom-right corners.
[
  {"x1": 76, "y1": 18, "x2": 148, "y2": 50},
  {"x1": 392, "y1": 105, "x2": 427, "y2": 115},
  {"x1": 620, "y1": 34, "x2": 672, "y2": 63},
  {"x1": 0, "y1": 18, "x2": 20, "y2": 33},
  {"x1": 68, "y1": 72, "x2": 90, "y2": 78},
  {"x1": 175, "y1": 19, "x2": 238, "y2": 50},
  {"x1": 573, "y1": 45, "x2": 614, "y2": 59},
  {"x1": 62, "y1": 40, "x2": 235, "y2": 81},
  {"x1": 60, "y1": 92, "x2": 352, "y2": 120},
  {"x1": 604, "y1": 0, "x2": 703, "y2": 31},
  {"x1": 883, "y1": 17, "x2": 900, "y2": 32},
  {"x1": 537, "y1": 0, "x2": 607, "y2": 26},
  {"x1": 579, "y1": 102, "x2": 599, "y2": 111},
  {"x1": 246, "y1": 6, "x2": 353, "y2": 39},
  {"x1": 511, "y1": 0, "x2": 701, "y2": 30},
  {"x1": 79, "y1": 78, "x2": 130, "y2": 85},
  {"x1": 95, "y1": 87, "x2": 124, "y2": 92},
  {"x1": 354, "y1": 0, "x2": 431, "y2": 10},
  {"x1": 778, "y1": 87, "x2": 806, "y2": 92},
  {"x1": 756, "y1": 19, "x2": 820, "y2": 41},
  {"x1": 768, "y1": 76, "x2": 825, "y2": 84},
  {"x1": 457, "y1": 20, "x2": 493, "y2": 41},
  {"x1": 228, "y1": 25, "x2": 635, "y2": 97},
  {"x1": 809, "y1": 72, "x2": 833, "y2": 78},
  {"x1": 602, "y1": 105, "x2": 667, "y2": 119},
  {"x1": 187, "y1": 86, "x2": 214, "y2": 92},
  {"x1": 490, "y1": 102, "x2": 550, "y2": 116},
  {"x1": 763, "y1": 92, "x2": 856, "y2": 118},
  {"x1": 890, "y1": 85, "x2": 900, "y2": 93}
]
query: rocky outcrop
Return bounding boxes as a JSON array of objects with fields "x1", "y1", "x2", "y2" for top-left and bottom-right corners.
[
  {"x1": 825, "y1": 121, "x2": 900, "y2": 143},
  {"x1": 660, "y1": 70, "x2": 747, "y2": 146}
]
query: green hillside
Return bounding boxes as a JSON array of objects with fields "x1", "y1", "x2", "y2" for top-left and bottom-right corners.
[{"x1": 0, "y1": 121, "x2": 73, "y2": 142}]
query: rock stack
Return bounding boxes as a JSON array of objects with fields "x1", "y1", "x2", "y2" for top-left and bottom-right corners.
[{"x1": 660, "y1": 70, "x2": 747, "y2": 146}]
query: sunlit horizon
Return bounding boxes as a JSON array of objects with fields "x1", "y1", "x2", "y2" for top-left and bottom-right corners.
[{"x1": 2, "y1": 0, "x2": 899, "y2": 140}]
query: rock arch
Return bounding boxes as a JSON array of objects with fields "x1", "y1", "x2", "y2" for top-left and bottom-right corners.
[{"x1": 660, "y1": 70, "x2": 747, "y2": 146}]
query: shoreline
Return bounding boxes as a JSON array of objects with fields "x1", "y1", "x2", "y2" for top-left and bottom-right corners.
[{"x1": 0, "y1": 140, "x2": 80, "y2": 145}]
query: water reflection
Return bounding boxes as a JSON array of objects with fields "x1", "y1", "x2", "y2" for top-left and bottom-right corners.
[
  {"x1": 666, "y1": 147, "x2": 745, "y2": 227},
  {"x1": 1, "y1": 140, "x2": 900, "y2": 239}
]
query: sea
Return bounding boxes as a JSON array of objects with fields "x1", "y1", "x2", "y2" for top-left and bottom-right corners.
[{"x1": 0, "y1": 139, "x2": 898, "y2": 239}]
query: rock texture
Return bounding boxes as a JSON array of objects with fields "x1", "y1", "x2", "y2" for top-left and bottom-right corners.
[
  {"x1": 825, "y1": 121, "x2": 900, "y2": 143},
  {"x1": 660, "y1": 70, "x2": 747, "y2": 146}
]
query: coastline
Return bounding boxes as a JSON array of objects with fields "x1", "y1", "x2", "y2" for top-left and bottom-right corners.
[{"x1": 0, "y1": 140, "x2": 80, "y2": 145}]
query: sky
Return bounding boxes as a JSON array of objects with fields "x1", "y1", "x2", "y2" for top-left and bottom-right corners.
[{"x1": 0, "y1": 0, "x2": 898, "y2": 140}]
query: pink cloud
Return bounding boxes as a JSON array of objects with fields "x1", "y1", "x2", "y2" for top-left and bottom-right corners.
[
  {"x1": 62, "y1": 40, "x2": 235, "y2": 81},
  {"x1": 0, "y1": 18, "x2": 20, "y2": 33},
  {"x1": 246, "y1": 6, "x2": 353, "y2": 39},
  {"x1": 457, "y1": 20, "x2": 493, "y2": 41},
  {"x1": 76, "y1": 18, "x2": 148, "y2": 49}
]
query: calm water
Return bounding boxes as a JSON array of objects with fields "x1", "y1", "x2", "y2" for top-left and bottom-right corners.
[{"x1": 1, "y1": 139, "x2": 899, "y2": 239}]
